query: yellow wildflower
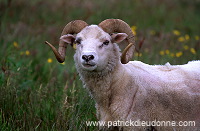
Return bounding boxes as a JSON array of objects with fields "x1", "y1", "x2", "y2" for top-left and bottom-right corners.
[
  {"x1": 61, "y1": 62, "x2": 65, "y2": 65},
  {"x1": 165, "y1": 50, "x2": 170, "y2": 55},
  {"x1": 175, "y1": 52, "x2": 183, "y2": 57},
  {"x1": 13, "y1": 41, "x2": 19, "y2": 48},
  {"x1": 73, "y1": 43, "x2": 76, "y2": 49},
  {"x1": 131, "y1": 26, "x2": 137, "y2": 31},
  {"x1": 190, "y1": 48, "x2": 196, "y2": 55},
  {"x1": 25, "y1": 50, "x2": 30, "y2": 55},
  {"x1": 185, "y1": 34, "x2": 190, "y2": 41},
  {"x1": 135, "y1": 52, "x2": 142, "y2": 57},
  {"x1": 195, "y1": 36, "x2": 199, "y2": 41},
  {"x1": 131, "y1": 26, "x2": 137, "y2": 36},
  {"x1": 183, "y1": 45, "x2": 189, "y2": 50},
  {"x1": 178, "y1": 36, "x2": 185, "y2": 42},
  {"x1": 150, "y1": 30, "x2": 156, "y2": 35},
  {"x1": 132, "y1": 30, "x2": 136, "y2": 36},
  {"x1": 47, "y1": 58, "x2": 53, "y2": 63},
  {"x1": 173, "y1": 30, "x2": 180, "y2": 36},
  {"x1": 159, "y1": 50, "x2": 165, "y2": 56}
]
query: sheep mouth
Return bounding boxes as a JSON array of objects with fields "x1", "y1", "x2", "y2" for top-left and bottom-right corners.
[
  {"x1": 81, "y1": 62, "x2": 97, "y2": 70},
  {"x1": 82, "y1": 63, "x2": 96, "y2": 67}
]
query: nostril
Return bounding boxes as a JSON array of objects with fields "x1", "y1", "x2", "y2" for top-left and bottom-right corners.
[
  {"x1": 88, "y1": 55, "x2": 94, "y2": 61},
  {"x1": 82, "y1": 55, "x2": 88, "y2": 61},
  {"x1": 82, "y1": 55, "x2": 95, "y2": 62}
]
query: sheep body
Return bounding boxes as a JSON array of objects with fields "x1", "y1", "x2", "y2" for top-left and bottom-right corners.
[
  {"x1": 124, "y1": 60, "x2": 200, "y2": 131},
  {"x1": 61, "y1": 25, "x2": 200, "y2": 131},
  {"x1": 77, "y1": 59, "x2": 200, "y2": 131}
]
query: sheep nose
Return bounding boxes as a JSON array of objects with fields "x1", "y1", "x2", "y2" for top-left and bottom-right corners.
[{"x1": 82, "y1": 55, "x2": 94, "y2": 62}]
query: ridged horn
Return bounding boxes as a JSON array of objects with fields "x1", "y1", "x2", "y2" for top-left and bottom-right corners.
[
  {"x1": 45, "y1": 20, "x2": 88, "y2": 63},
  {"x1": 98, "y1": 19, "x2": 135, "y2": 64}
]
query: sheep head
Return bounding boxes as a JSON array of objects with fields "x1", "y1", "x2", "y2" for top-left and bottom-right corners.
[
  {"x1": 45, "y1": 20, "x2": 88, "y2": 63},
  {"x1": 45, "y1": 19, "x2": 135, "y2": 70}
]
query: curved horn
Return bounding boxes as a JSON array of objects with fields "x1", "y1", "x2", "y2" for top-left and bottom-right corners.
[
  {"x1": 98, "y1": 19, "x2": 135, "y2": 64},
  {"x1": 45, "y1": 20, "x2": 88, "y2": 63}
]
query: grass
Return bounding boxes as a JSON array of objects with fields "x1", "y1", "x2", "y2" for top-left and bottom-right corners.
[{"x1": 0, "y1": 0, "x2": 199, "y2": 130}]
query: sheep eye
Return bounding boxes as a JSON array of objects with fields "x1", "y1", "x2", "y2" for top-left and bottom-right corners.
[
  {"x1": 75, "y1": 38, "x2": 82, "y2": 45},
  {"x1": 103, "y1": 40, "x2": 109, "y2": 45}
]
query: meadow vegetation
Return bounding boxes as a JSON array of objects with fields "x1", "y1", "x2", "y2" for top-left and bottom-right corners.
[{"x1": 0, "y1": 0, "x2": 199, "y2": 130}]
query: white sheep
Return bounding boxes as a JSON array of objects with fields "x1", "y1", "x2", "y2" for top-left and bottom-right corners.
[{"x1": 45, "y1": 19, "x2": 200, "y2": 131}]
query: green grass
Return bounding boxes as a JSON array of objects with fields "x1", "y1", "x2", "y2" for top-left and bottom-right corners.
[{"x1": 0, "y1": 0, "x2": 200, "y2": 130}]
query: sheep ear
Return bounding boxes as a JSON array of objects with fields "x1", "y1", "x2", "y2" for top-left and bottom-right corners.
[
  {"x1": 60, "y1": 34, "x2": 75, "y2": 44},
  {"x1": 111, "y1": 33, "x2": 128, "y2": 43}
]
